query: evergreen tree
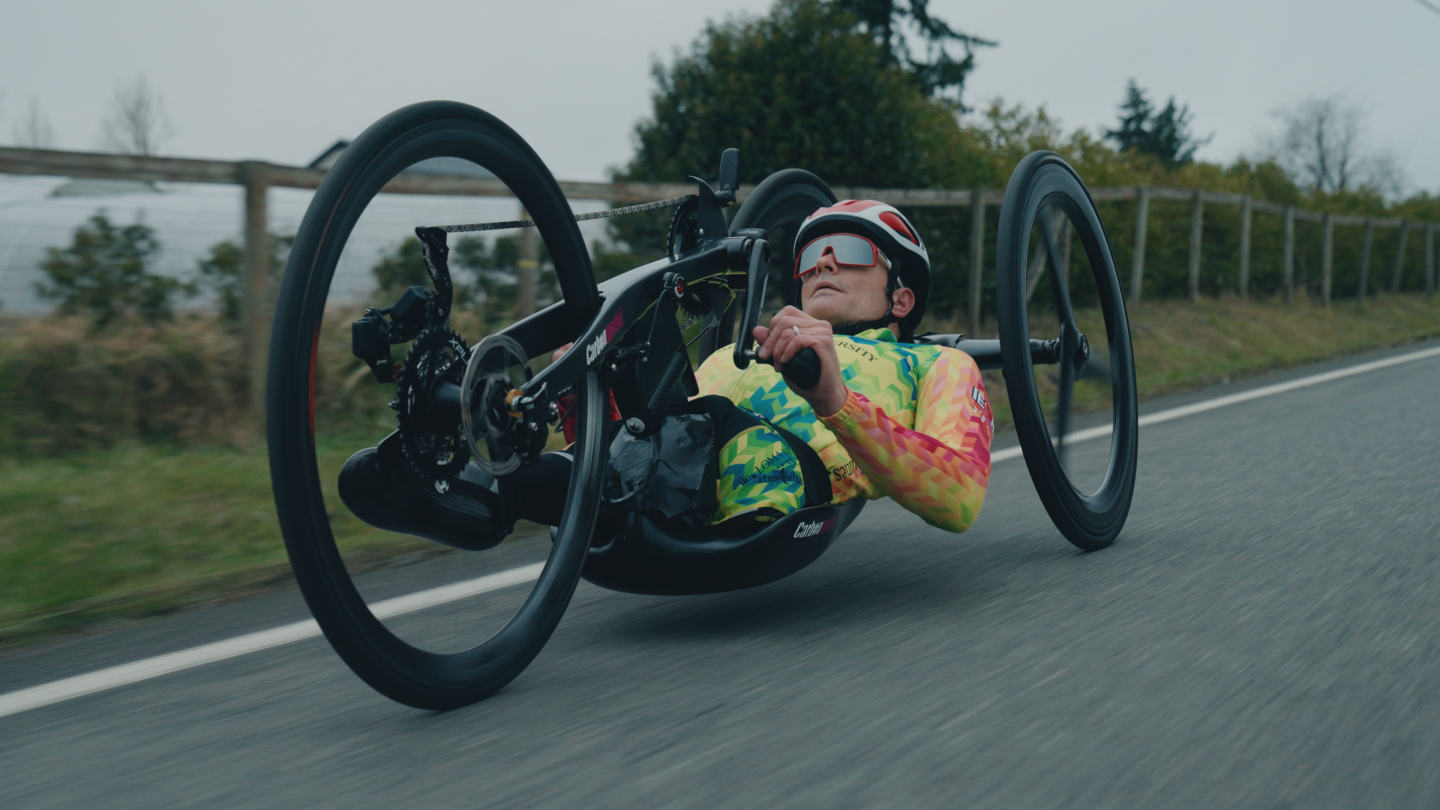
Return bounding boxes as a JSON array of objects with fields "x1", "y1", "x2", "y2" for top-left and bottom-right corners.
[
  {"x1": 830, "y1": 0, "x2": 995, "y2": 106},
  {"x1": 1105, "y1": 80, "x2": 1210, "y2": 169},
  {"x1": 609, "y1": 0, "x2": 987, "y2": 259}
]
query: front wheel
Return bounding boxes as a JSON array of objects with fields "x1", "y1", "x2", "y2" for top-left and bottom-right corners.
[
  {"x1": 267, "y1": 101, "x2": 606, "y2": 709},
  {"x1": 995, "y1": 151, "x2": 1139, "y2": 551}
]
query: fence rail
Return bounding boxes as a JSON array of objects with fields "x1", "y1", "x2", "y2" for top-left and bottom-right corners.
[{"x1": 1, "y1": 146, "x2": 1435, "y2": 420}]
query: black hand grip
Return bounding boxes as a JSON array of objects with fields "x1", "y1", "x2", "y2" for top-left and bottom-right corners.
[{"x1": 781, "y1": 347, "x2": 822, "y2": 390}]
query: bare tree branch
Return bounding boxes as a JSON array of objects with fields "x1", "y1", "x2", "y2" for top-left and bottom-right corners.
[
  {"x1": 14, "y1": 96, "x2": 56, "y2": 149},
  {"x1": 1264, "y1": 94, "x2": 1400, "y2": 196},
  {"x1": 99, "y1": 75, "x2": 174, "y2": 156}
]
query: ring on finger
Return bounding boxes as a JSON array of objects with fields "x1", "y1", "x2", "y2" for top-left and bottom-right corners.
[{"x1": 792, "y1": 325, "x2": 801, "y2": 337}]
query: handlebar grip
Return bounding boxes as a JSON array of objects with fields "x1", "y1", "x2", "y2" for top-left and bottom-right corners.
[{"x1": 782, "y1": 347, "x2": 822, "y2": 390}]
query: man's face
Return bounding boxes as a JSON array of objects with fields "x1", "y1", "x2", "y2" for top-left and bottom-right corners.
[{"x1": 798, "y1": 239, "x2": 913, "y2": 327}]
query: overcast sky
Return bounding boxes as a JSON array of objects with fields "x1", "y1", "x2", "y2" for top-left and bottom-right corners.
[{"x1": 2, "y1": 0, "x2": 1437, "y2": 192}]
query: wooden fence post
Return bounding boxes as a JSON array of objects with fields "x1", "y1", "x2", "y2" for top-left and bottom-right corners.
[
  {"x1": 1427, "y1": 223, "x2": 1436, "y2": 295},
  {"x1": 1283, "y1": 206, "x2": 1295, "y2": 304},
  {"x1": 969, "y1": 189, "x2": 985, "y2": 336},
  {"x1": 1237, "y1": 195, "x2": 1252, "y2": 299},
  {"x1": 1130, "y1": 186, "x2": 1148, "y2": 302},
  {"x1": 1390, "y1": 220, "x2": 1410, "y2": 293},
  {"x1": 1187, "y1": 190, "x2": 1204, "y2": 302},
  {"x1": 1358, "y1": 218, "x2": 1374, "y2": 303},
  {"x1": 240, "y1": 161, "x2": 271, "y2": 423},
  {"x1": 1321, "y1": 213, "x2": 1334, "y2": 307},
  {"x1": 517, "y1": 206, "x2": 538, "y2": 317}
]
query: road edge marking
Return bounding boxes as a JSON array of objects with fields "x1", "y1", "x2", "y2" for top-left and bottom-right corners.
[
  {"x1": 5, "y1": 344, "x2": 1439, "y2": 719},
  {"x1": 990, "y1": 344, "x2": 1440, "y2": 462},
  {"x1": 0, "y1": 563, "x2": 544, "y2": 720}
]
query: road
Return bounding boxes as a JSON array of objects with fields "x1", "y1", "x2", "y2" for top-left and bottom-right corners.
[{"x1": 3, "y1": 340, "x2": 1439, "y2": 808}]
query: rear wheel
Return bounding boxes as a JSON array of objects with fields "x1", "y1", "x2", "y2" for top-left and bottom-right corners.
[
  {"x1": 267, "y1": 101, "x2": 606, "y2": 709},
  {"x1": 995, "y1": 151, "x2": 1138, "y2": 551}
]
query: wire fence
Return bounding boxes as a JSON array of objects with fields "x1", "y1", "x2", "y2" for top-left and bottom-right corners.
[{"x1": 1, "y1": 146, "x2": 1435, "y2": 418}]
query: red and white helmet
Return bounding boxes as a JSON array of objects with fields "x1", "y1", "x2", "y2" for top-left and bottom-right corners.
[{"x1": 793, "y1": 200, "x2": 931, "y2": 334}]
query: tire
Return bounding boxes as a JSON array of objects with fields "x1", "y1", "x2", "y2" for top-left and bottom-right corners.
[
  {"x1": 994, "y1": 151, "x2": 1138, "y2": 551},
  {"x1": 730, "y1": 168, "x2": 838, "y2": 236},
  {"x1": 267, "y1": 101, "x2": 607, "y2": 709},
  {"x1": 702, "y1": 169, "x2": 837, "y2": 357}
]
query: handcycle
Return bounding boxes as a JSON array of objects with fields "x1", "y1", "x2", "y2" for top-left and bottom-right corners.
[{"x1": 267, "y1": 101, "x2": 1138, "y2": 709}]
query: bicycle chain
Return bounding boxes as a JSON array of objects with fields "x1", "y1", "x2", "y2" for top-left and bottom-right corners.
[{"x1": 437, "y1": 195, "x2": 694, "y2": 234}]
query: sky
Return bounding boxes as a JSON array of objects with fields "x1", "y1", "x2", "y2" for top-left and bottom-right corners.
[{"x1": 1, "y1": 0, "x2": 1437, "y2": 191}]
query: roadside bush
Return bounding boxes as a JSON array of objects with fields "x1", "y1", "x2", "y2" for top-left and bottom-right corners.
[{"x1": 37, "y1": 213, "x2": 193, "y2": 329}]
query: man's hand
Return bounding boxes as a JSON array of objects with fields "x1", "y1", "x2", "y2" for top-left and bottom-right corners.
[{"x1": 754, "y1": 306, "x2": 849, "y2": 417}]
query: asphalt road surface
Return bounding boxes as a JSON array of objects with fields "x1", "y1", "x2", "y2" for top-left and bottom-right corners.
[{"x1": 3, "y1": 340, "x2": 1439, "y2": 808}]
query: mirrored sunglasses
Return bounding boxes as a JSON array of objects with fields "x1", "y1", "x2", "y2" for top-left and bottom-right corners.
[{"x1": 794, "y1": 234, "x2": 889, "y2": 279}]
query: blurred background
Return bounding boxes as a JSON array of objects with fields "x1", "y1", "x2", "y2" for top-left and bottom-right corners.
[
  {"x1": 1, "y1": 0, "x2": 1437, "y2": 701},
  {"x1": 4, "y1": 2, "x2": 1440, "y2": 806}
]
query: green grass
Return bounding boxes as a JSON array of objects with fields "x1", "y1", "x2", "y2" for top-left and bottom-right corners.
[
  {"x1": 2, "y1": 293, "x2": 1438, "y2": 646},
  {"x1": 0, "y1": 436, "x2": 444, "y2": 644}
]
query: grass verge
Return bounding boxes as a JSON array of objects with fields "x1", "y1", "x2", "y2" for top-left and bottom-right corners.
[{"x1": 2, "y1": 293, "x2": 1437, "y2": 647}]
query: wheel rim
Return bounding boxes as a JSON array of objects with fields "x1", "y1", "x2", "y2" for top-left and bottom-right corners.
[
  {"x1": 995, "y1": 151, "x2": 1139, "y2": 550},
  {"x1": 266, "y1": 101, "x2": 603, "y2": 707}
]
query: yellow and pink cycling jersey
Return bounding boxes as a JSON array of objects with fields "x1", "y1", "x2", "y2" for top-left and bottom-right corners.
[{"x1": 695, "y1": 328, "x2": 994, "y2": 533}]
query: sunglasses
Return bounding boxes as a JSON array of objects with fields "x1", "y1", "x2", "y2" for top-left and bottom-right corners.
[{"x1": 794, "y1": 234, "x2": 890, "y2": 279}]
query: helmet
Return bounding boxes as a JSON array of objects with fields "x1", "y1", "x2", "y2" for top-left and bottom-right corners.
[{"x1": 792, "y1": 200, "x2": 930, "y2": 337}]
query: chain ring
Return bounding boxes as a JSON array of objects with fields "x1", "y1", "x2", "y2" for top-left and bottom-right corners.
[
  {"x1": 666, "y1": 196, "x2": 702, "y2": 260},
  {"x1": 394, "y1": 327, "x2": 471, "y2": 486}
]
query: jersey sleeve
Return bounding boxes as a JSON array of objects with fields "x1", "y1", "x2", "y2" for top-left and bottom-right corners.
[{"x1": 818, "y1": 348, "x2": 993, "y2": 532}]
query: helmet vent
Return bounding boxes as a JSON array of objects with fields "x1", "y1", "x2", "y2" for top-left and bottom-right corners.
[{"x1": 879, "y1": 211, "x2": 917, "y2": 244}]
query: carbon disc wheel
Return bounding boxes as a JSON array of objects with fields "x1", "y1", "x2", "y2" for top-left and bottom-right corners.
[
  {"x1": 995, "y1": 151, "x2": 1139, "y2": 551},
  {"x1": 267, "y1": 101, "x2": 607, "y2": 709}
]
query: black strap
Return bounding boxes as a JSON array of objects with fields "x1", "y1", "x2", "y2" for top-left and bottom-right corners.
[
  {"x1": 771, "y1": 423, "x2": 833, "y2": 507},
  {"x1": 690, "y1": 394, "x2": 833, "y2": 508}
]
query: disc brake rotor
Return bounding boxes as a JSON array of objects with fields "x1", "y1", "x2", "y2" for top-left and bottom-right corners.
[{"x1": 460, "y1": 334, "x2": 534, "y2": 476}]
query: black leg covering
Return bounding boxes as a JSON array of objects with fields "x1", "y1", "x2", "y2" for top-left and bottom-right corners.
[{"x1": 338, "y1": 447, "x2": 507, "y2": 551}]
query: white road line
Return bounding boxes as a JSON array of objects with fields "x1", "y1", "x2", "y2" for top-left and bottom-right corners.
[
  {"x1": 0, "y1": 563, "x2": 544, "y2": 720},
  {"x1": 4, "y1": 343, "x2": 1439, "y2": 719},
  {"x1": 991, "y1": 344, "x2": 1440, "y2": 462}
]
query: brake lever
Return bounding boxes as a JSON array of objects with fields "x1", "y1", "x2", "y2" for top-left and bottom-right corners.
[{"x1": 732, "y1": 238, "x2": 823, "y2": 390}]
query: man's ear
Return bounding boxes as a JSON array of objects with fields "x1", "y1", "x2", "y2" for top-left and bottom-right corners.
[{"x1": 889, "y1": 286, "x2": 916, "y2": 319}]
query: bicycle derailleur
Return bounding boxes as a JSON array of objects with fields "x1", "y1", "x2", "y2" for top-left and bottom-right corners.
[{"x1": 350, "y1": 227, "x2": 476, "y2": 489}]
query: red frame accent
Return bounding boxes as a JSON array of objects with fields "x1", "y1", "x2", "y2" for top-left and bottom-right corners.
[{"x1": 794, "y1": 233, "x2": 885, "y2": 278}]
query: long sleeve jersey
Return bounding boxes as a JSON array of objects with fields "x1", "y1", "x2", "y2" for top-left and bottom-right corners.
[{"x1": 694, "y1": 328, "x2": 994, "y2": 533}]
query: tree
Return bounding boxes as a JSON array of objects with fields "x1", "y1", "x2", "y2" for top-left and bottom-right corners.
[
  {"x1": 196, "y1": 234, "x2": 293, "y2": 322},
  {"x1": 621, "y1": 0, "x2": 971, "y2": 189},
  {"x1": 13, "y1": 96, "x2": 55, "y2": 149},
  {"x1": 99, "y1": 75, "x2": 174, "y2": 156},
  {"x1": 1104, "y1": 80, "x2": 1209, "y2": 169},
  {"x1": 609, "y1": 0, "x2": 978, "y2": 260},
  {"x1": 38, "y1": 213, "x2": 192, "y2": 328},
  {"x1": 1265, "y1": 94, "x2": 1399, "y2": 196},
  {"x1": 829, "y1": 0, "x2": 995, "y2": 106}
]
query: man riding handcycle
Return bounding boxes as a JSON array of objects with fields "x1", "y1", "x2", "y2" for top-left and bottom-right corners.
[
  {"x1": 339, "y1": 199, "x2": 995, "y2": 553},
  {"x1": 267, "y1": 101, "x2": 1138, "y2": 709}
]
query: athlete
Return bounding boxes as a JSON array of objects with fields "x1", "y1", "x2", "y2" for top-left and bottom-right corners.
[{"x1": 340, "y1": 201, "x2": 994, "y2": 544}]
